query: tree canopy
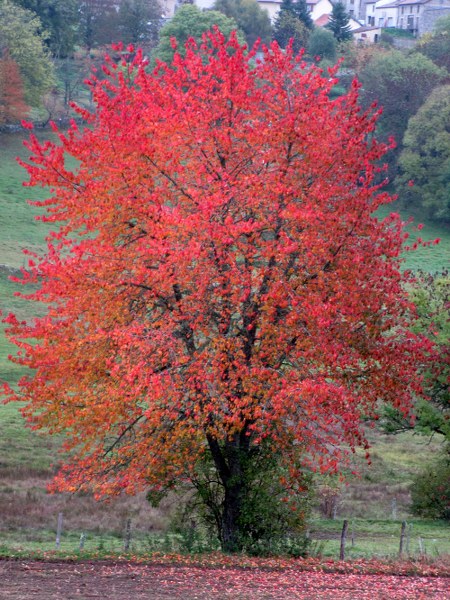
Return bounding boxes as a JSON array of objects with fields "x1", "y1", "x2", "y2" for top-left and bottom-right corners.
[
  {"x1": 292, "y1": 0, "x2": 313, "y2": 30},
  {"x1": 213, "y1": 0, "x2": 272, "y2": 48},
  {"x1": 0, "y1": 0, "x2": 55, "y2": 106},
  {"x1": 0, "y1": 50, "x2": 29, "y2": 123},
  {"x1": 307, "y1": 26, "x2": 336, "y2": 62},
  {"x1": 78, "y1": 0, "x2": 120, "y2": 50},
  {"x1": 359, "y1": 50, "x2": 446, "y2": 142},
  {"x1": 154, "y1": 5, "x2": 242, "y2": 63},
  {"x1": 358, "y1": 49, "x2": 447, "y2": 175},
  {"x1": 396, "y1": 85, "x2": 450, "y2": 223},
  {"x1": 12, "y1": 0, "x2": 79, "y2": 57},
  {"x1": 275, "y1": 0, "x2": 313, "y2": 30},
  {"x1": 273, "y1": 10, "x2": 310, "y2": 53},
  {"x1": 117, "y1": 0, "x2": 163, "y2": 50},
  {"x1": 326, "y1": 2, "x2": 352, "y2": 42},
  {"x1": 381, "y1": 271, "x2": 449, "y2": 520},
  {"x1": 415, "y1": 15, "x2": 450, "y2": 72},
  {"x1": 273, "y1": 0, "x2": 313, "y2": 50},
  {"x1": 78, "y1": 0, "x2": 162, "y2": 51},
  {"x1": 3, "y1": 31, "x2": 430, "y2": 552}
]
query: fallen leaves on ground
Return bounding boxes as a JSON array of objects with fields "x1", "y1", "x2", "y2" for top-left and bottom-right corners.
[{"x1": 1, "y1": 556, "x2": 449, "y2": 599}]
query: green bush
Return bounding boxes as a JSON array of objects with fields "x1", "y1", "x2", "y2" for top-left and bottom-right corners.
[
  {"x1": 307, "y1": 28, "x2": 336, "y2": 62},
  {"x1": 152, "y1": 447, "x2": 313, "y2": 556},
  {"x1": 410, "y1": 457, "x2": 450, "y2": 520}
]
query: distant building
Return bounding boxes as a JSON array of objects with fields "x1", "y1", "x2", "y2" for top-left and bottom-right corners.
[
  {"x1": 164, "y1": 0, "x2": 450, "y2": 36},
  {"x1": 372, "y1": 0, "x2": 450, "y2": 35},
  {"x1": 352, "y1": 24, "x2": 382, "y2": 41}
]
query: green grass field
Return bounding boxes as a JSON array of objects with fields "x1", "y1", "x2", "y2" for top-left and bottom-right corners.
[
  {"x1": 0, "y1": 129, "x2": 449, "y2": 560},
  {"x1": 376, "y1": 203, "x2": 450, "y2": 272},
  {"x1": 0, "y1": 132, "x2": 53, "y2": 269},
  {"x1": 308, "y1": 518, "x2": 450, "y2": 559}
]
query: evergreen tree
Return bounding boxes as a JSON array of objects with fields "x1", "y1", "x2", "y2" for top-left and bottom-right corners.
[
  {"x1": 326, "y1": 2, "x2": 352, "y2": 42},
  {"x1": 274, "y1": 0, "x2": 313, "y2": 47},
  {"x1": 274, "y1": 10, "x2": 310, "y2": 52},
  {"x1": 293, "y1": 0, "x2": 313, "y2": 30},
  {"x1": 277, "y1": 0, "x2": 295, "y2": 13}
]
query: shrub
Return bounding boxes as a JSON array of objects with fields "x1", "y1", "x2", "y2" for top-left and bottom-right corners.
[
  {"x1": 410, "y1": 457, "x2": 450, "y2": 520},
  {"x1": 153, "y1": 448, "x2": 314, "y2": 556}
]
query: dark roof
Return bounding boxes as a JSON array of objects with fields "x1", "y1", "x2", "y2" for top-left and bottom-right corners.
[{"x1": 353, "y1": 25, "x2": 382, "y2": 32}]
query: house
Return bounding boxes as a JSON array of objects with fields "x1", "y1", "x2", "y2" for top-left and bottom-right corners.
[
  {"x1": 306, "y1": 0, "x2": 335, "y2": 21},
  {"x1": 352, "y1": 24, "x2": 382, "y2": 41},
  {"x1": 305, "y1": 0, "x2": 363, "y2": 31},
  {"x1": 373, "y1": 0, "x2": 450, "y2": 35},
  {"x1": 164, "y1": 0, "x2": 368, "y2": 37},
  {"x1": 421, "y1": 3, "x2": 450, "y2": 34},
  {"x1": 373, "y1": 0, "x2": 399, "y2": 28},
  {"x1": 314, "y1": 12, "x2": 363, "y2": 28},
  {"x1": 252, "y1": 0, "x2": 282, "y2": 21},
  {"x1": 363, "y1": 0, "x2": 377, "y2": 24},
  {"x1": 340, "y1": 0, "x2": 365, "y2": 20}
]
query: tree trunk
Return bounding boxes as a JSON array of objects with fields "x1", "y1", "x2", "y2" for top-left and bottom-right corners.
[
  {"x1": 221, "y1": 479, "x2": 245, "y2": 553},
  {"x1": 206, "y1": 433, "x2": 249, "y2": 553}
]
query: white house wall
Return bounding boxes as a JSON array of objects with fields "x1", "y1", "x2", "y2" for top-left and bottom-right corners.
[{"x1": 374, "y1": 0, "x2": 398, "y2": 27}]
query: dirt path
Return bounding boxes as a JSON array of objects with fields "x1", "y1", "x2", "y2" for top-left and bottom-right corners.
[{"x1": 1, "y1": 560, "x2": 449, "y2": 599}]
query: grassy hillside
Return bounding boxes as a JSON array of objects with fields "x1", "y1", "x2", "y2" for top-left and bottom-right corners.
[
  {"x1": 0, "y1": 132, "x2": 52, "y2": 269},
  {"x1": 0, "y1": 129, "x2": 449, "y2": 559},
  {"x1": 376, "y1": 203, "x2": 450, "y2": 272}
]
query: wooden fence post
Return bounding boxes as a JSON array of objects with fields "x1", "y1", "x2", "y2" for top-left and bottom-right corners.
[
  {"x1": 55, "y1": 512, "x2": 63, "y2": 549},
  {"x1": 399, "y1": 520, "x2": 407, "y2": 557},
  {"x1": 418, "y1": 536, "x2": 425, "y2": 555},
  {"x1": 406, "y1": 523, "x2": 411, "y2": 554},
  {"x1": 391, "y1": 497, "x2": 397, "y2": 520},
  {"x1": 340, "y1": 519, "x2": 348, "y2": 560},
  {"x1": 124, "y1": 519, "x2": 132, "y2": 552}
]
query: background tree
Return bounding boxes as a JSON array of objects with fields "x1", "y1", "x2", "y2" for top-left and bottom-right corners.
[
  {"x1": 358, "y1": 50, "x2": 447, "y2": 176},
  {"x1": 306, "y1": 26, "x2": 336, "y2": 62},
  {"x1": 11, "y1": 0, "x2": 79, "y2": 57},
  {"x1": 273, "y1": 10, "x2": 310, "y2": 53},
  {"x1": 3, "y1": 32, "x2": 429, "y2": 554},
  {"x1": 275, "y1": 0, "x2": 313, "y2": 30},
  {"x1": 326, "y1": 1, "x2": 352, "y2": 42},
  {"x1": 0, "y1": 0, "x2": 55, "y2": 106},
  {"x1": 213, "y1": 0, "x2": 272, "y2": 48},
  {"x1": 382, "y1": 272, "x2": 449, "y2": 439},
  {"x1": 78, "y1": 0, "x2": 121, "y2": 50},
  {"x1": 396, "y1": 85, "x2": 450, "y2": 223},
  {"x1": 153, "y1": 5, "x2": 242, "y2": 63},
  {"x1": 415, "y1": 15, "x2": 450, "y2": 72},
  {"x1": 273, "y1": 0, "x2": 313, "y2": 50},
  {"x1": 410, "y1": 273, "x2": 449, "y2": 437},
  {"x1": 117, "y1": 0, "x2": 163, "y2": 50},
  {"x1": 0, "y1": 50, "x2": 29, "y2": 123},
  {"x1": 410, "y1": 457, "x2": 450, "y2": 520},
  {"x1": 381, "y1": 272, "x2": 449, "y2": 520},
  {"x1": 292, "y1": 0, "x2": 313, "y2": 30}
]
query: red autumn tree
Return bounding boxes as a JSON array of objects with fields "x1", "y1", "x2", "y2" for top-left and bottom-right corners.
[
  {"x1": 0, "y1": 49, "x2": 29, "y2": 124},
  {"x1": 3, "y1": 32, "x2": 430, "y2": 552}
]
